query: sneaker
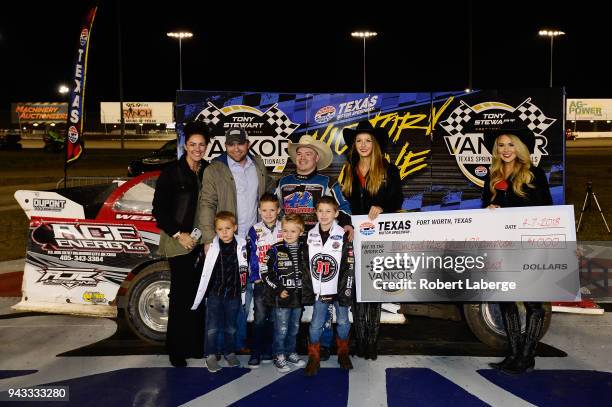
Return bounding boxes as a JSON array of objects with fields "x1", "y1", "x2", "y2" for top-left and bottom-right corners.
[
  {"x1": 274, "y1": 355, "x2": 291, "y2": 373},
  {"x1": 287, "y1": 353, "x2": 306, "y2": 368},
  {"x1": 320, "y1": 346, "x2": 331, "y2": 362},
  {"x1": 248, "y1": 354, "x2": 261, "y2": 369},
  {"x1": 206, "y1": 355, "x2": 222, "y2": 373},
  {"x1": 261, "y1": 354, "x2": 274, "y2": 364},
  {"x1": 224, "y1": 353, "x2": 241, "y2": 367}
]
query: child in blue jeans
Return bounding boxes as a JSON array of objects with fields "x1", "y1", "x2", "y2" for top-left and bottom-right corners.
[
  {"x1": 261, "y1": 214, "x2": 307, "y2": 373},
  {"x1": 192, "y1": 211, "x2": 248, "y2": 373},
  {"x1": 303, "y1": 196, "x2": 355, "y2": 376},
  {"x1": 246, "y1": 193, "x2": 283, "y2": 367}
]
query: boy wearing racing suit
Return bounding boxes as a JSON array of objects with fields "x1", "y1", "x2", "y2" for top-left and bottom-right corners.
[
  {"x1": 246, "y1": 193, "x2": 283, "y2": 368},
  {"x1": 303, "y1": 196, "x2": 355, "y2": 376}
]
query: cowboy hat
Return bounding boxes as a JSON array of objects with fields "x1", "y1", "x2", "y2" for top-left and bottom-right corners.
[
  {"x1": 342, "y1": 119, "x2": 389, "y2": 152},
  {"x1": 483, "y1": 127, "x2": 536, "y2": 155},
  {"x1": 287, "y1": 135, "x2": 334, "y2": 170}
]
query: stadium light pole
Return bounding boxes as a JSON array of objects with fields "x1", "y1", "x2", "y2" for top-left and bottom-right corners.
[
  {"x1": 538, "y1": 29, "x2": 565, "y2": 88},
  {"x1": 351, "y1": 31, "x2": 377, "y2": 93},
  {"x1": 167, "y1": 31, "x2": 193, "y2": 90}
]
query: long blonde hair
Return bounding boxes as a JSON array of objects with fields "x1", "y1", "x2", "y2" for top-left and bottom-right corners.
[
  {"x1": 341, "y1": 135, "x2": 387, "y2": 197},
  {"x1": 489, "y1": 134, "x2": 534, "y2": 200}
]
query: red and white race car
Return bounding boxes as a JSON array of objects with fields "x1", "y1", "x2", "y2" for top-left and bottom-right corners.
[{"x1": 14, "y1": 172, "x2": 169, "y2": 342}]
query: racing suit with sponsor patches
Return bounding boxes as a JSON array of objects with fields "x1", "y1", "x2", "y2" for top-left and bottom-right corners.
[{"x1": 275, "y1": 171, "x2": 352, "y2": 231}]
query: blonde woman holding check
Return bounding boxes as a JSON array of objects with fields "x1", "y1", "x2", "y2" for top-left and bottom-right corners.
[{"x1": 482, "y1": 128, "x2": 552, "y2": 375}]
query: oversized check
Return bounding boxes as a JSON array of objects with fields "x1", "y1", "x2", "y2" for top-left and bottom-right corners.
[{"x1": 352, "y1": 205, "x2": 580, "y2": 302}]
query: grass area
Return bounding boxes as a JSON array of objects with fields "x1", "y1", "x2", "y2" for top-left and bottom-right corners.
[
  {"x1": 0, "y1": 149, "x2": 149, "y2": 262},
  {"x1": 566, "y1": 149, "x2": 612, "y2": 241},
  {"x1": 0, "y1": 148, "x2": 610, "y2": 262},
  {"x1": 0, "y1": 149, "x2": 145, "y2": 174}
]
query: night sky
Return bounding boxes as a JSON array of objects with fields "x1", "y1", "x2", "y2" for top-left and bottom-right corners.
[{"x1": 0, "y1": 0, "x2": 609, "y2": 123}]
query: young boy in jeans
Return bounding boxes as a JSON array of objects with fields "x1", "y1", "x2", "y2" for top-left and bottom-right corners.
[
  {"x1": 246, "y1": 193, "x2": 283, "y2": 368},
  {"x1": 192, "y1": 211, "x2": 248, "y2": 373},
  {"x1": 261, "y1": 213, "x2": 308, "y2": 373},
  {"x1": 303, "y1": 196, "x2": 355, "y2": 376}
]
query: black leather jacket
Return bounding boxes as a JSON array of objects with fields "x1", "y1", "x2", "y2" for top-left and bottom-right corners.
[
  {"x1": 152, "y1": 155, "x2": 207, "y2": 236},
  {"x1": 481, "y1": 165, "x2": 552, "y2": 208},
  {"x1": 262, "y1": 239, "x2": 310, "y2": 308},
  {"x1": 345, "y1": 163, "x2": 404, "y2": 215}
]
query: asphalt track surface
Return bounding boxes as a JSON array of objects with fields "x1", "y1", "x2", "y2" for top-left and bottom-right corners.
[{"x1": 0, "y1": 296, "x2": 610, "y2": 406}]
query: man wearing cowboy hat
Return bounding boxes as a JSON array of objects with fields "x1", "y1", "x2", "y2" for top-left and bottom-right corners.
[
  {"x1": 276, "y1": 134, "x2": 353, "y2": 361},
  {"x1": 277, "y1": 134, "x2": 352, "y2": 234}
]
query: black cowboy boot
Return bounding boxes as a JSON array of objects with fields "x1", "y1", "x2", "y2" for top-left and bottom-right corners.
[
  {"x1": 353, "y1": 301, "x2": 367, "y2": 358},
  {"x1": 489, "y1": 303, "x2": 521, "y2": 370},
  {"x1": 367, "y1": 303, "x2": 381, "y2": 360},
  {"x1": 502, "y1": 306, "x2": 545, "y2": 375}
]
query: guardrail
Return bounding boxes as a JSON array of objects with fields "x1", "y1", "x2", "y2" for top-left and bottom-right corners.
[{"x1": 56, "y1": 176, "x2": 130, "y2": 189}]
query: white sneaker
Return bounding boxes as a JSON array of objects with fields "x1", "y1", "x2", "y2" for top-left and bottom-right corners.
[
  {"x1": 206, "y1": 355, "x2": 222, "y2": 373},
  {"x1": 274, "y1": 355, "x2": 291, "y2": 373},
  {"x1": 224, "y1": 353, "x2": 240, "y2": 367},
  {"x1": 287, "y1": 353, "x2": 306, "y2": 368}
]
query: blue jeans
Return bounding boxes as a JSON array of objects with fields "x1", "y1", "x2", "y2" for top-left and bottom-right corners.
[
  {"x1": 321, "y1": 304, "x2": 334, "y2": 348},
  {"x1": 273, "y1": 307, "x2": 302, "y2": 356},
  {"x1": 235, "y1": 281, "x2": 253, "y2": 349},
  {"x1": 252, "y1": 282, "x2": 273, "y2": 357},
  {"x1": 205, "y1": 294, "x2": 241, "y2": 356},
  {"x1": 309, "y1": 300, "x2": 350, "y2": 343}
]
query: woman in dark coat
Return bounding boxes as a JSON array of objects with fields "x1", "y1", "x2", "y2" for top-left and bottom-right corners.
[
  {"x1": 341, "y1": 120, "x2": 404, "y2": 360},
  {"x1": 152, "y1": 121, "x2": 211, "y2": 367},
  {"x1": 482, "y1": 129, "x2": 552, "y2": 374}
]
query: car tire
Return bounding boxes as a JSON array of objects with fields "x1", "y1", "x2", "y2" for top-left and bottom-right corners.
[
  {"x1": 463, "y1": 302, "x2": 552, "y2": 350},
  {"x1": 125, "y1": 262, "x2": 171, "y2": 344}
]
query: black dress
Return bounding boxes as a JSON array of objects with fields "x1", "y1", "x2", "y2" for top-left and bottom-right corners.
[
  {"x1": 481, "y1": 165, "x2": 552, "y2": 373},
  {"x1": 347, "y1": 163, "x2": 404, "y2": 359},
  {"x1": 152, "y1": 155, "x2": 207, "y2": 360}
]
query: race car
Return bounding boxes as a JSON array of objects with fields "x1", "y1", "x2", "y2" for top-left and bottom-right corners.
[
  {"x1": 13, "y1": 172, "x2": 551, "y2": 348},
  {"x1": 14, "y1": 172, "x2": 168, "y2": 343}
]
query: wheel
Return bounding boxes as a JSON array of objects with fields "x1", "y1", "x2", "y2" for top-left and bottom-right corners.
[
  {"x1": 463, "y1": 302, "x2": 552, "y2": 350},
  {"x1": 125, "y1": 262, "x2": 171, "y2": 343}
]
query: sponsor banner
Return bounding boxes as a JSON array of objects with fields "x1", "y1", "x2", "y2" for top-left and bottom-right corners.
[
  {"x1": 567, "y1": 99, "x2": 612, "y2": 121},
  {"x1": 100, "y1": 102, "x2": 174, "y2": 124},
  {"x1": 176, "y1": 89, "x2": 564, "y2": 207},
  {"x1": 65, "y1": 6, "x2": 97, "y2": 166},
  {"x1": 11, "y1": 103, "x2": 68, "y2": 123},
  {"x1": 22, "y1": 219, "x2": 159, "y2": 306},
  {"x1": 14, "y1": 190, "x2": 84, "y2": 219},
  {"x1": 353, "y1": 206, "x2": 580, "y2": 302}
]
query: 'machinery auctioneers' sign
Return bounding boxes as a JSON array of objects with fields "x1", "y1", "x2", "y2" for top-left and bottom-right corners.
[{"x1": 11, "y1": 103, "x2": 68, "y2": 123}]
